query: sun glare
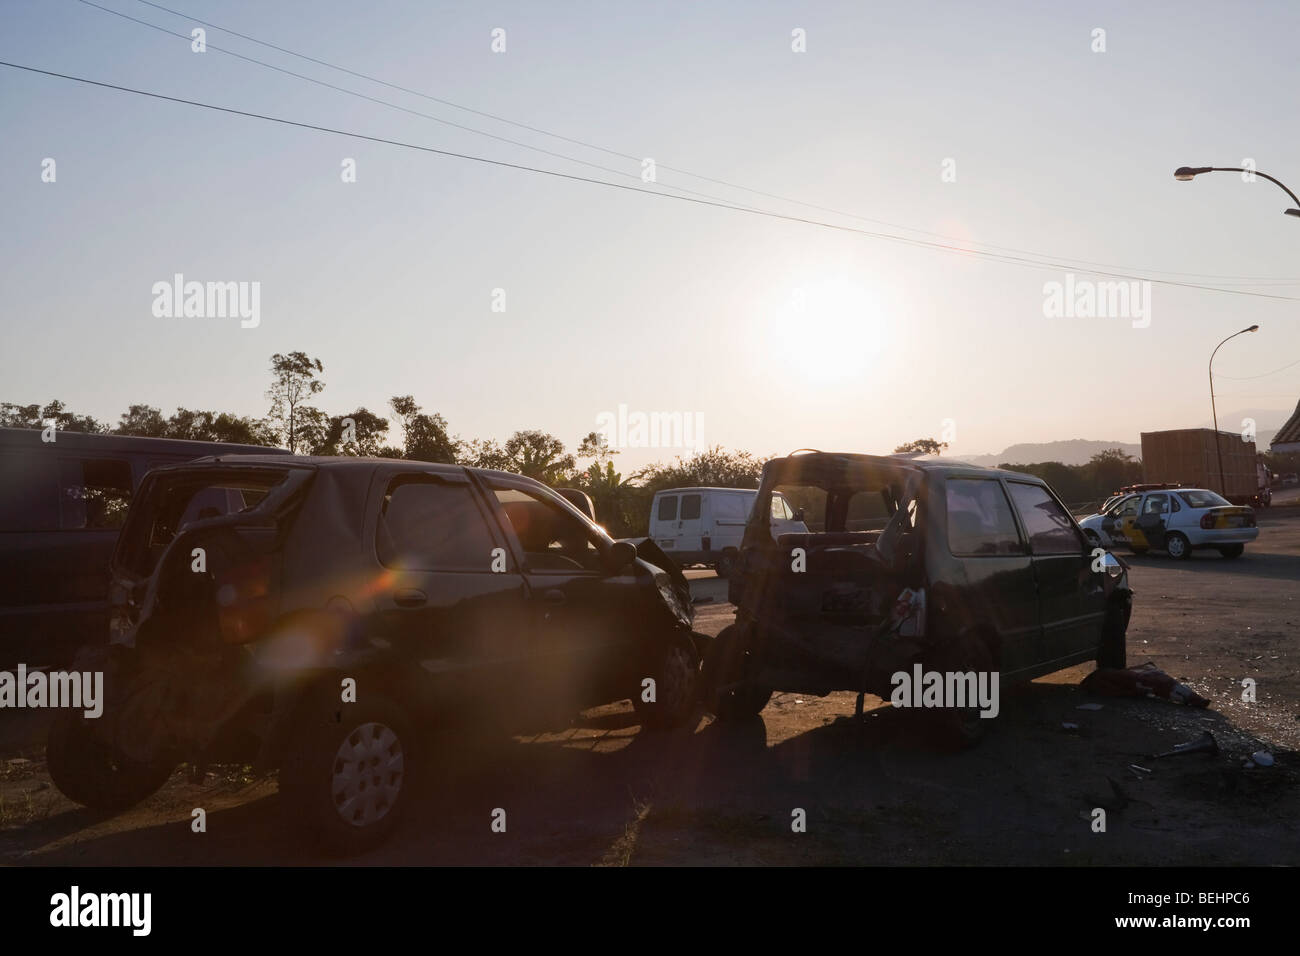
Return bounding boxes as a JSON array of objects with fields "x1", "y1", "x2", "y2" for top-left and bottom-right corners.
[{"x1": 773, "y1": 278, "x2": 891, "y2": 382}]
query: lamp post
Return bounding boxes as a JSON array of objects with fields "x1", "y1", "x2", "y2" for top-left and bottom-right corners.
[
  {"x1": 1174, "y1": 166, "x2": 1300, "y2": 218},
  {"x1": 1209, "y1": 325, "x2": 1260, "y2": 496}
]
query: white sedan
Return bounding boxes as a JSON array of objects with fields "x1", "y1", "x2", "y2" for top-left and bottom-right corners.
[{"x1": 1078, "y1": 488, "x2": 1258, "y2": 560}]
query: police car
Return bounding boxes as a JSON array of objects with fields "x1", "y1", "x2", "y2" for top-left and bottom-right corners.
[{"x1": 1078, "y1": 487, "x2": 1258, "y2": 560}]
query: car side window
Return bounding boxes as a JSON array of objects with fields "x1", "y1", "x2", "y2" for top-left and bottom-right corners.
[
  {"x1": 770, "y1": 495, "x2": 792, "y2": 520},
  {"x1": 680, "y1": 494, "x2": 702, "y2": 520},
  {"x1": 1115, "y1": 496, "x2": 1139, "y2": 518},
  {"x1": 377, "y1": 477, "x2": 498, "y2": 571},
  {"x1": 1143, "y1": 494, "x2": 1169, "y2": 515},
  {"x1": 1006, "y1": 481, "x2": 1082, "y2": 555},
  {"x1": 492, "y1": 486, "x2": 603, "y2": 573},
  {"x1": 59, "y1": 458, "x2": 133, "y2": 530},
  {"x1": 1170, "y1": 495, "x2": 1181, "y2": 513},
  {"x1": 0, "y1": 453, "x2": 59, "y2": 532},
  {"x1": 657, "y1": 495, "x2": 678, "y2": 521},
  {"x1": 945, "y1": 478, "x2": 1025, "y2": 556}
]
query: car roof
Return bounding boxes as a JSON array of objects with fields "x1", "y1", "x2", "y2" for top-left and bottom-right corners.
[
  {"x1": 764, "y1": 451, "x2": 1042, "y2": 484},
  {"x1": 0, "y1": 426, "x2": 288, "y2": 457},
  {"x1": 652, "y1": 486, "x2": 757, "y2": 495}
]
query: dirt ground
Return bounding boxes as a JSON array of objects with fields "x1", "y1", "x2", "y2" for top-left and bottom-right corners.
[{"x1": 1, "y1": 509, "x2": 1297, "y2": 866}]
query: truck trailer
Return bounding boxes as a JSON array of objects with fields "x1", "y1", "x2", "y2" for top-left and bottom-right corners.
[{"x1": 1139, "y1": 428, "x2": 1269, "y2": 508}]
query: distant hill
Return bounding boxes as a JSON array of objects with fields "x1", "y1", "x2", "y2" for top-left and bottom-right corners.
[{"x1": 958, "y1": 439, "x2": 1142, "y2": 468}]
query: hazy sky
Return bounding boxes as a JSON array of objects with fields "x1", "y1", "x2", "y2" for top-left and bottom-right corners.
[{"x1": 3, "y1": 0, "x2": 1299, "y2": 469}]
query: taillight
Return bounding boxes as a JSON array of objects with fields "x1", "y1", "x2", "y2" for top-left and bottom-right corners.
[
  {"x1": 215, "y1": 555, "x2": 274, "y2": 644},
  {"x1": 1201, "y1": 514, "x2": 1215, "y2": 530}
]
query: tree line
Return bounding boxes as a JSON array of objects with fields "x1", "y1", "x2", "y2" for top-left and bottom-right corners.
[{"x1": 3, "y1": 351, "x2": 1143, "y2": 535}]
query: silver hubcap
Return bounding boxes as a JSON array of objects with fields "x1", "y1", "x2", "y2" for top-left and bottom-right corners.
[
  {"x1": 1168, "y1": 537, "x2": 1185, "y2": 557},
  {"x1": 331, "y1": 722, "x2": 404, "y2": 828}
]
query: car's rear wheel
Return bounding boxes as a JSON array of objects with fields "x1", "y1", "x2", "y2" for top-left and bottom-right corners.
[
  {"x1": 633, "y1": 636, "x2": 699, "y2": 730},
  {"x1": 921, "y1": 634, "x2": 996, "y2": 751},
  {"x1": 1217, "y1": 544, "x2": 1244, "y2": 559},
  {"x1": 714, "y1": 550, "x2": 738, "y2": 579},
  {"x1": 280, "y1": 692, "x2": 412, "y2": 856},
  {"x1": 46, "y1": 710, "x2": 176, "y2": 813},
  {"x1": 701, "y1": 624, "x2": 771, "y2": 721},
  {"x1": 1165, "y1": 532, "x2": 1192, "y2": 560}
]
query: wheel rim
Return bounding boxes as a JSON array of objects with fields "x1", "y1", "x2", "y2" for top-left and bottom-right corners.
[
  {"x1": 331, "y1": 722, "x2": 404, "y2": 828},
  {"x1": 1168, "y1": 536, "x2": 1186, "y2": 557}
]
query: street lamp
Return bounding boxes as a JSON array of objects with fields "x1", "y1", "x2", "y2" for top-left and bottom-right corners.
[
  {"x1": 1209, "y1": 325, "x2": 1260, "y2": 496},
  {"x1": 1174, "y1": 166, "x2": 1300, "y2": 217}
]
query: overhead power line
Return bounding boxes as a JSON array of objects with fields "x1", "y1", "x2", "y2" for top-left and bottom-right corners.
[
  {"x1": 4, "y1": 59, "x2": 1299, "y2": 303},
  {"x1": 69, "y1": 0, "x2": 765, "y2": 213},
  {"x1": 76, "y1": 0, "x2": 1300, "y2": 285}
]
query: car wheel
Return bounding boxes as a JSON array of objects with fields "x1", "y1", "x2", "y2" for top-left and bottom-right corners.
[
  {"x1": 701, "y1": 624, "x2": 771, "y2": 721},
  {"x1": 633, "y1": 636, "x2": 700, "y2": 730},
  {"x1": 1217, "y1": 544, "x2": 1244, "y2": 559},
  {"x1": 714, "y1": 550, "x2": 738, "y2": 579},
  {"x1": 1165, "y1": 532, "x2": 1191, "y2": 560},
  {"x1": 1097, "y1": 589, "x2": 1130, "y2": 670},
  {"x1": 46, "y1": 709, "x2": 176, "y2": 813},
  {"x1": 922, "y1": 634, "x2": 995, "y2": 751},
  {"x1": 280, "y1": 692, "x2": 412, "y2": 856}
]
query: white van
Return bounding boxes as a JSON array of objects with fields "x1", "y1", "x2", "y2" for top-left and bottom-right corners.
[{"x1": 649, "y1": 486, "x2": 807, "y2": 577}]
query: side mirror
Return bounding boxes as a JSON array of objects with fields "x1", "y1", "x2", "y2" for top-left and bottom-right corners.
[
  {"x1": 1101, "y1": 551, "x2": 1123, "y2": 578},
  {"x1": 605, "y1": 540, "x2": 637, "y2": 574}
]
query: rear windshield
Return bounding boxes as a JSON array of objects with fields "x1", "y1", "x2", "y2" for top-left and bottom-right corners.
[
  {"x1": 117, "y1": 469, "x2": 288, "y2": 575},
  {"x1": 1177, "y1": 490, "x2": 1230, "y2": 509}
]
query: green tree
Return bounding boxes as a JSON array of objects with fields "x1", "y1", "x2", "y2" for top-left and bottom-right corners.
[
  {"x1": 575, "y1": 461, "x2": 640, "y2": 536},
  {"x1": 0, "y1": 400, "x2": 103, "y2": 433},
  {"x1": 115, "y1": 404, "x2": 169, "y2": 437},
  {"x1": 164, "y1": 407, "x2": 278, "y2": 445},
  {"x1": 266, "y1": 352, "x2": 325, "y2": 453},
  {"x1": 315, "y1": 407, "x2": 390, "y2": 456},
  {"x1": 893, "y1": 437, "x2": 948, "y2": 455},
  {"x1": 389, "y1": 395, "x2": 458, "y2": 463},
  {"x1": 503, "y1": 430, "x2": 576, "y2": 484},
  {"x1": 461, "y1": 437, "x2": 511, "y2": 470},
  {"x1": 577, "y1": 430, "x2": 618, "y2": 465}
]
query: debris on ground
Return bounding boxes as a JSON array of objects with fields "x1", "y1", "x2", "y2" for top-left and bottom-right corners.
[
  {"x1": 1081, "y1": 663, "x2": 1210, "y2": 708},
  {"x1": 1150, "y1": 730, "x2": 1219, "y2": 759}
]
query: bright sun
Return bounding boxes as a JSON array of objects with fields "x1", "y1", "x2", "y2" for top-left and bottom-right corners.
[{"x1": 772, "y1": 278, "x2": 891, "y2": 383}]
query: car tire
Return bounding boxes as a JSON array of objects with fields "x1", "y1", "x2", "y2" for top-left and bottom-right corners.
[
  {"x1": 1165, "y1": 532, "x2": 1192, "y2": 561},
  {"x1": 280, "y1": 691, "x2": 412, "y2": 856},
  {"x1": 921, "y1": 633, "x2": 995, "y2": 751},
  {"x1": 701, "y1": 624, "x2": 771, "y2": 721},
  {"x1": 632, "y1": 636, "x2": 700, "y2": 730},
  {"x1": 1217, "y1": 544, "x2": 1244, "y2": 559},
  {"x1": 46, "y1": 709, "x2": 176, "y2": 813},
  {"x1": 714, "y1": 550, "x2": 738, "y2": 579},
  {"x1": 1097, "y1": 589, "x2": 1130, "y2": 670}
]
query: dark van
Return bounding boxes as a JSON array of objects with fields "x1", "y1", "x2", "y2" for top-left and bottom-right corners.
[{"x1": 0, "y1": 427, "x2": 286, "y2": 666}]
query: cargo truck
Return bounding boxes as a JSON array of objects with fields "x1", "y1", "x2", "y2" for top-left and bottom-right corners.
[{"x1": 1139, "y1": 429, "x2": 1270, "y2": 508}]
